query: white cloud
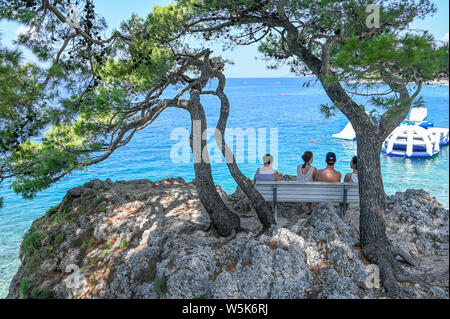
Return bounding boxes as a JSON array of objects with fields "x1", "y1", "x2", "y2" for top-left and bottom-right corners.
[{"x1": 441, "y1": 32, "x2": 449, "y2": 42}]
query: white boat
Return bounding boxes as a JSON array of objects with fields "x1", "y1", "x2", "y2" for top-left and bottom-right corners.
[
  {"x1": 332, "y1": 111, "x2": 373, "y2": 141},
  {"x1": 332, "y1": 121, "x2": 356, "y2": 140}
]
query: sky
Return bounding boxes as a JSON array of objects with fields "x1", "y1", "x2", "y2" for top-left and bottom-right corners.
[{"x1": 0, "y1": 0, "x2": 449, "y2": 78}]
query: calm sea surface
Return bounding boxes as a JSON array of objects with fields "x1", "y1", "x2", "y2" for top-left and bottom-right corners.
[{"x1": 0, "y1": 78, "x2": 448, "y2": 297}]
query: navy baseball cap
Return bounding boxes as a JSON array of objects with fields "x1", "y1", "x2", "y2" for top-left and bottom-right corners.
[{"x1": 326, "y1": 152, "x2": 337, "y2": 163}]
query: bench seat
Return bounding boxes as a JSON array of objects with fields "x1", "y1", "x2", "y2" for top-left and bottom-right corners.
[{"x1": 255, "y1": 181, "x2": 360, "y2": 223}]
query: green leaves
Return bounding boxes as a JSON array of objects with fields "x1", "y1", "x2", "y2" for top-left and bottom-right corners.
[
  {"x1": 332, "y1": 32, "x2": 448, "y2": 84},
  {"x1": 0, "y1": 2, "x2": 214, "y2": 201},
  {"x1": 10, "y1": 139, "x2": 78, "y2": 199},
  {"x1": 0, "y1": 0, "x2": 38, "y2": 23},
  {"x1": 0, "y1": 44, "x2": 48, "y2": 154},
  {"x1": 93, "y1": 5, "x2": 190, "y2": 93}
]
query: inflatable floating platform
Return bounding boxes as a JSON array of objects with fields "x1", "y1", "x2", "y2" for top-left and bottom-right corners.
[{"x1": 333, "y1": 107, "x2": 449, "y2": 158}]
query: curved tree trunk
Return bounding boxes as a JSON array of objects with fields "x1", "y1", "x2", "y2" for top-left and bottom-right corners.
[
  {"x1": 187, "y1": 91, "x2": 241, "y2": 236},
  {"x1": 212, "y1": 75, "x2": 276, "y2": 229}
]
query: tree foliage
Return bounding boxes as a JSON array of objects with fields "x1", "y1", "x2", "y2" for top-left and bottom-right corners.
[
  {"x1": 178, "y1": 0, "x2": 448, "y2": 113},
  {"x1": 1, "y1": 1, "x2": 204, "y2": 198}
]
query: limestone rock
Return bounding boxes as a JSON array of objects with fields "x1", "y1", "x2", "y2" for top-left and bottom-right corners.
[{"x1": 7, "y1": 177, "x2": 449, "y2": 300}]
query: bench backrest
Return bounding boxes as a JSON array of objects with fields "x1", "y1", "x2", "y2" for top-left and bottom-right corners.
[{"x1": 255, "y1": 181, "x2": 360, "y2": 204}]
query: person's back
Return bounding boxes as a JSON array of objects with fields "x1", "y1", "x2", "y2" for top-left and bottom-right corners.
[
  {"x1": 316, "y1": 168, "x2": 341, "y2": 182},
  {"x1": 297, "y1": 151, "x2": 317, "y2": 214},
  {"x1": 344, "y1": 156, "x2": 358, "y2": 183},
  {"x1": 254, "y1": 154, "x2": 280, "y2": 184},
  {"x1": 255, "y1": 166, "x2": 276, "y2": 181},
  {"x1": 297, "y1": 151, "x2": 317, "y2": 182},
  {"x1": 297, "y1": 165, "x2": 315, "y2": 182},
  {"x1": 315, "y1": 152, "x2": 342, "y2": 182}
]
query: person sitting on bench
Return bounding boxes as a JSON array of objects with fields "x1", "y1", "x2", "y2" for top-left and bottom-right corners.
[
  {"x1": 315, "y1": 152, "x2": 342, "y2": 182},
  {"x1": 297, "y1": 151, "x2": 317, "y2": 182},
  {"x1": 344, "y1": 156, "x2": 358, "y2": 211},
  {"x1": 344, "y1": 156, "x2": 358, "y2": 183},
  {"x1": 253, "y1": 153, "x2": 280, "y2": 184},
  {"x1": 297, "y1": 151, "x2": 317, "y2": 215}
]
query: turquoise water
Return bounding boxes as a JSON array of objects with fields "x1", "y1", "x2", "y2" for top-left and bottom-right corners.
[{"x1": 0, "y1": 78, "x2": 448, "y2": 298}]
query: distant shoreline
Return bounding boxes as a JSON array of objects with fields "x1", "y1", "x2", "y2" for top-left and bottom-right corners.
[
  {"x1": 227, "y1": 77, "x2": 450, "y2": 86},
  {"x1": 349, "y1": 78, "x2": 449, "y2": 86},
  {"x1": 424, "y1": 79, "x2": 450, "y2": 86}
]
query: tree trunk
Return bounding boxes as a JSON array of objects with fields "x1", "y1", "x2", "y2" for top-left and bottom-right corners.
[
  {"x1": 187, "y1": 93, "x2": 241, "y2": 236},
  {"x1": 356, "y1": 130, "x2": 402, "y2": 296},
  {"x1": 220, "y1": 156, "x2": 276, "y2": 229},
  {"x1": 212, "y1": 77, "x2": 276, "y2": 228}
]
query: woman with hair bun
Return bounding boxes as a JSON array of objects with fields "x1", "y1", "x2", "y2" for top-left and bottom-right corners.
[
  {"x1": 297, "y1": 151, "x2": 317, "y2": 215},
  {"x1": 297, "y1": 151, "x2": 317, "y2": 182}
]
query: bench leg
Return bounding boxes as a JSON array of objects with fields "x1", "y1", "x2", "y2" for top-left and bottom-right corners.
[
  {"x1": 273, "y1": 186, "x2": 278, "y2": 225},
  {"x1": 341, "y1": 187, "x2": 348, "y2": 219},
  {"x1": 274, "y1": 203, "x2": 278, "y2": 225}
]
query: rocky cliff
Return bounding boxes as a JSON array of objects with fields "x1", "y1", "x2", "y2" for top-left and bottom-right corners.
[{"x1": 7, "y1": 177, "x2": 449, "y2": 299}]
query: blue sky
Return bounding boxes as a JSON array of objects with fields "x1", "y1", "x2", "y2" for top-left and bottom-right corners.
[{"x1": 0, "y1": 0, "x2": 448, "y2": 78}]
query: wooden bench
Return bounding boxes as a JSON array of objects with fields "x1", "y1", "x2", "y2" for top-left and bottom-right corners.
[{"x1": 255, "y1": 181, "x2": 360, "y2": 224}]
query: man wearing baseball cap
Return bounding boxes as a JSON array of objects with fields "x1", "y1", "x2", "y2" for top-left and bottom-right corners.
[{"x1": 315, "y1": 152, "x2": 342, "y2": 182}]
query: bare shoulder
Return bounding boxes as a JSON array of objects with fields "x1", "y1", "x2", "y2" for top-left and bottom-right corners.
[
  {"x1": 314, "y1": 169, "x2": 322, "y2": 180},
  {"x1": 274, "y1": 170, "x2": 281, "y2": 181}
]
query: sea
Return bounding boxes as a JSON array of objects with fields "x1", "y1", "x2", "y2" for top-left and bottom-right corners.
[{"x1": 0, "y1": 78, "x2": 448, "y2": 298}]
